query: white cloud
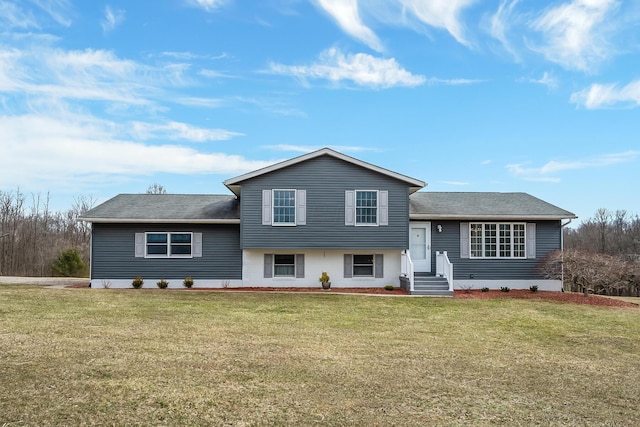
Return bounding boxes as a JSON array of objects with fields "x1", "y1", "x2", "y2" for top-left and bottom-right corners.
[
  {"x1": 530, "y1": 0, "x2": 619, "y2": 71},
  {"x1": 439, "y1": 180, "x2": 469, "y2": 186},
  {"x1": 315, "y1": 0, "x2": 383, "y2": 52},
  {"x1": 0, "y1": 1, "x2": 39, "y2": 29},
  {"x1": 175, "y1": 96, "x2": 224, "y2": 108},
  {"x1": 101, "y1": 5, "x2": 125, "y2": 34},
  {"x1": 188, "y1": 0, "x2": 230, "y2": 12},
  {"x1": 128, "y1": 121, "x2": 243, "y2": 142},
  {"x1": 315, "y1": 0, "x2": 477, "y2": 49},
  {"x1": 570, "y1": 80, "x2": 640, "y2": 109},
  {"x1": 490, "y1": 0, "x2": 521, "y2": 59},
  {"x1": 397, "y1": 0, "x2": 477, "y2": 47},
  {"x1": 0, "y1": 113, "x2": 261, "y2": 191},
  {"x1": 506, "y1": 150, "x2": 640, "y2": 181},
  {"x1": 0, "y1": 46, "x2": 195, "y2": 107},
  {"x1": 267, "y1": 47, "x2": 425, "y2": 88},
  {"x1": 519, "y1": 71, "x2": 557, "y2": 88},
  {"x1": 29, "y1": 0, "x2": 73, "y2": 27}
]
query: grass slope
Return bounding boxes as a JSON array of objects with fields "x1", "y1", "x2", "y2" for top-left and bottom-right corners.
[{"x1": 1, "y1": 285, "x2": 639, "y2": 426}]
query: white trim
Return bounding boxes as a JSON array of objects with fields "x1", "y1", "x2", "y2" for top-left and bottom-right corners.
[
  {"x1": 144, "y1": 232, "x2": 194, "y2": 259},
  {"x1": 80, "y1": 218, "x2": 240, "y2": 224},
  {"x1": 411, "y1": 214, "x2": 574, "y2": 221},
  {"x1": 469, "y1": 222, "x2": 527, "y2": 260},
  {"x1": 271, "y1": 189, "x2": 297, "y2": 226},
  {"x1": 224, "y1": 148, "x2": 426, "y2": 195},
  {"x1": 454, "y1": 279, "x2": 562, "y2": 292},
  {"x1": 89, "y1": 279, "x2": 243, "y2": 289},
  {"x1": 355, "y1": 189, "x2": 379, "y2": 227}
]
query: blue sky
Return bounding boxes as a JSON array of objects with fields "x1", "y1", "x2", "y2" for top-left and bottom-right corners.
[{"x1": 1, "y1": 0, "x2": 639, "y2": 223}]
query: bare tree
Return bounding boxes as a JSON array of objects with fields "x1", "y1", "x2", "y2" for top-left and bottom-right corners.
[
  {"x1": 0, "y1": 189, "x2": 94, "y2": 277},
  {"x1": 146, "y1": 183, "x2": 167, "y2": 194}
]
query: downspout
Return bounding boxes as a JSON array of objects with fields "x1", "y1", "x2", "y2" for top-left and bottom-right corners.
[{"x1": 560, "y1": 219, "x2": 573, "y2": 291}]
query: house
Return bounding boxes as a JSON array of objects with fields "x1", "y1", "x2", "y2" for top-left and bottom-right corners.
[{"x1": 79, "y1": 148, "x2": 576, "y2": 295}]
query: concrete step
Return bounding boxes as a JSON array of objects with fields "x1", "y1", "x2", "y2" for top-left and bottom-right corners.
[{"x1": 410, "y1": 289, "x2": 454, "y2": 297}]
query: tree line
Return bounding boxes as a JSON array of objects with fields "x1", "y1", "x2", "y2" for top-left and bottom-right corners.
[
  {"x1": 540, "y1": 208, "x2": 640, "y2": 296},
  {"x1": 0, "y1": 184, "x2": 166, "y2": 277},
  {"x1": 0, "y1": 190, "x2": 94, "y2": 277}
]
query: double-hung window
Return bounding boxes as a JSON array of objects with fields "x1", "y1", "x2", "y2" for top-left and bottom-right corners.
[
  {"x1": 262, "y1": 189, "x2": 306, "y2": 226},
  {"x1": 272, "y1": 189, "x2": 296, "y2": 225},
  {"x1": 146, "y1": 232, "x2": 192, "y2": 258},
  {"x1": 273, "y1": 254, "x2": 296, "y2": 277},
  {"x1": 353, "y1": 254, "x2": 374, "y2": 276},
  {"x1": 355, "y1": 190, "x2": 378, "y2": 226},
  {"x1": 469, "y1": 223, "x2": 525, "y2": 259}
]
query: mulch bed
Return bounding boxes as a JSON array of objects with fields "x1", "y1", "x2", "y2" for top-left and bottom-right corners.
[
  {"x1": 180, "y1": 287, "x2": 409, "y2": 295},
  {"x1": 454, "y1": 289, "x2": 638, "y2": 308},
  {"x1": 65, "y1": 283, "x2": 638, "y2": 307}
]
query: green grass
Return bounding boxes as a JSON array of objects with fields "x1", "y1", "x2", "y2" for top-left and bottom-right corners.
[{"x1": 1, "y1": 285, "x2": 640, "y2": 426}]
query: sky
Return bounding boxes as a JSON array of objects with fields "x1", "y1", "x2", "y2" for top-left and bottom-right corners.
[{"x1": 1, "y1": 0, "x2": 639, "y2": 224}]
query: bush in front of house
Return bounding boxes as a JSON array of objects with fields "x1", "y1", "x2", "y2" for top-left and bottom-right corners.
[
  {"x1": 530, "y1": 285, "x2": 539, "y2": 293},
  {"x1": 51, "y1": 248, "x2": 87, "y2": 277},
  {"x1": 132, "y1": 277, "x2": 144, "y2": 289},
  {"x1": 500, "y1": 286, "x2": 510, "y2": 293},
  {"x1": 481, "y1": 287, "x2": 489, "y2": 292},
  {"x1": 384, "y1": 285, "x2": 394, "y2": 291},
  {"x1": 156, "y1": 279, "x2": 169, "y2": 289},
  {"x1": 183, "y1": 276, "x2": 194, "y2": 288}
]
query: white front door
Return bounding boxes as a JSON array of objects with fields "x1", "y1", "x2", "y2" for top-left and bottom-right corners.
[{"x1": 410, "y1": 222, "x2": 431, "y2": 272}]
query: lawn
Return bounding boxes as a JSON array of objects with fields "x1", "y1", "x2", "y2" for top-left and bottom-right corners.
[{"x1": 1, "y1": 285, "x2": 639, "y2": 426}]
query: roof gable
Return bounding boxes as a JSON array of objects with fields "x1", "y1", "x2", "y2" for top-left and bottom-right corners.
[{"x1": 224, "y1": 148, "x2": 426, "y2": 195}]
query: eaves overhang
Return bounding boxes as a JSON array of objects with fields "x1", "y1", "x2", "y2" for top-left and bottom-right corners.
[
  {"x1": 77, "y1": 218, "x2": 241, "y2": 224},
  {"x1": 410, "y1": 214, "x2": 578, "y2": 221}
]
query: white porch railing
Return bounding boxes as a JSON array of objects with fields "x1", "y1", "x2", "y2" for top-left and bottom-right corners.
[
  {"x1": 401, "y1": 250, "x2": 414, "y2": 292},
  {"x1": 436, "y1": 251, "x2": 454, "y2": 292}
]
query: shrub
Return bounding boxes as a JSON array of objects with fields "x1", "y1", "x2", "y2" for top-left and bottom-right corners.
[
  {"x1": 51, "y1": 248, "x2": 87, "y2": 277},
  {"x1": 481, "y1": 287, "x2": 490, "y2": 292},
  {"x1": 384, "y1": 285, "x2": 394, "y2": 291},
  {"x1": 530, "y1": 285, "x2": 539, "y2": 293},
  {"x1": 500, "y1": 286, "x2": 510, "y2": 293},
  {"x1": 132, "y1": 277, "x2": 144, "y2": 289},
  {"x1": 183, "y1": 276, "x2": 194, "y2": 288},
  {"x1": 156, "y1": 279, "x2": 169, "y2": 289}
]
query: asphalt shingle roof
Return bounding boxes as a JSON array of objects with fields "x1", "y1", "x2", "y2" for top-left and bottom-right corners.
[
  {"x1": 79, "y1": 194, "x2": 239, "y2": 223},
  {"x1": 80, "y1": 192, "x2": 576, "y2": 223},
  {"x1": 410, "y1": 192, "x2": 576, "y2": 220}
]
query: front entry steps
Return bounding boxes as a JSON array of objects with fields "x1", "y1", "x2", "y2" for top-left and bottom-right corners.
[{"x1": 411, "y1": 272, "x2": 453, "y2": 296}]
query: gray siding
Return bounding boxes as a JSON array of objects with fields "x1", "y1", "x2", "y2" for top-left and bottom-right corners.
[
  {"x1": 91, "y1": 223, "x2": 242, "y2": 280},
  {"x1": 239, "y1": 155, "x2": 410, "y2": 249},
  {"x1": 430, "y1": 220, "x2": 561, "y2": 280}
]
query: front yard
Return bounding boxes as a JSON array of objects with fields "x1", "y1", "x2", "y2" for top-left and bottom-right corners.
[{"x1": 1, "y1": 284, "x2": 639, "y2": 425}]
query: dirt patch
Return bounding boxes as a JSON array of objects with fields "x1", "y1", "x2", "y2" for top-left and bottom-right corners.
[{"x1": 454, "y1": 289, "x2": 638, "y2": 308}]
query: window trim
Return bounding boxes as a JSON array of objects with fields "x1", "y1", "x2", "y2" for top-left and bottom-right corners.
[
  {"x1": 352, "y1": 254, "x2": 375, "y2": 277},
  {"x1": 145, "y1": 232, "x2": 194, "y2": 259},
  {"x1": 469, "y1": 223, "x2": 527, "y2": 259},
  {"x1": 355, "y1": 190, "x2": 379, "y2": 227},
  {"x1": 271, "y1": 189, "x2": 297, "y2": 226},
  {"x1": 273, "y1": 254, "x2": 296, "y2": 277}
]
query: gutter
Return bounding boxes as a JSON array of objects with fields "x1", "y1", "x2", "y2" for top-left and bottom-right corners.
[{"x1": 77, "y1": 218, "x2": 241, "y2": 224}]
